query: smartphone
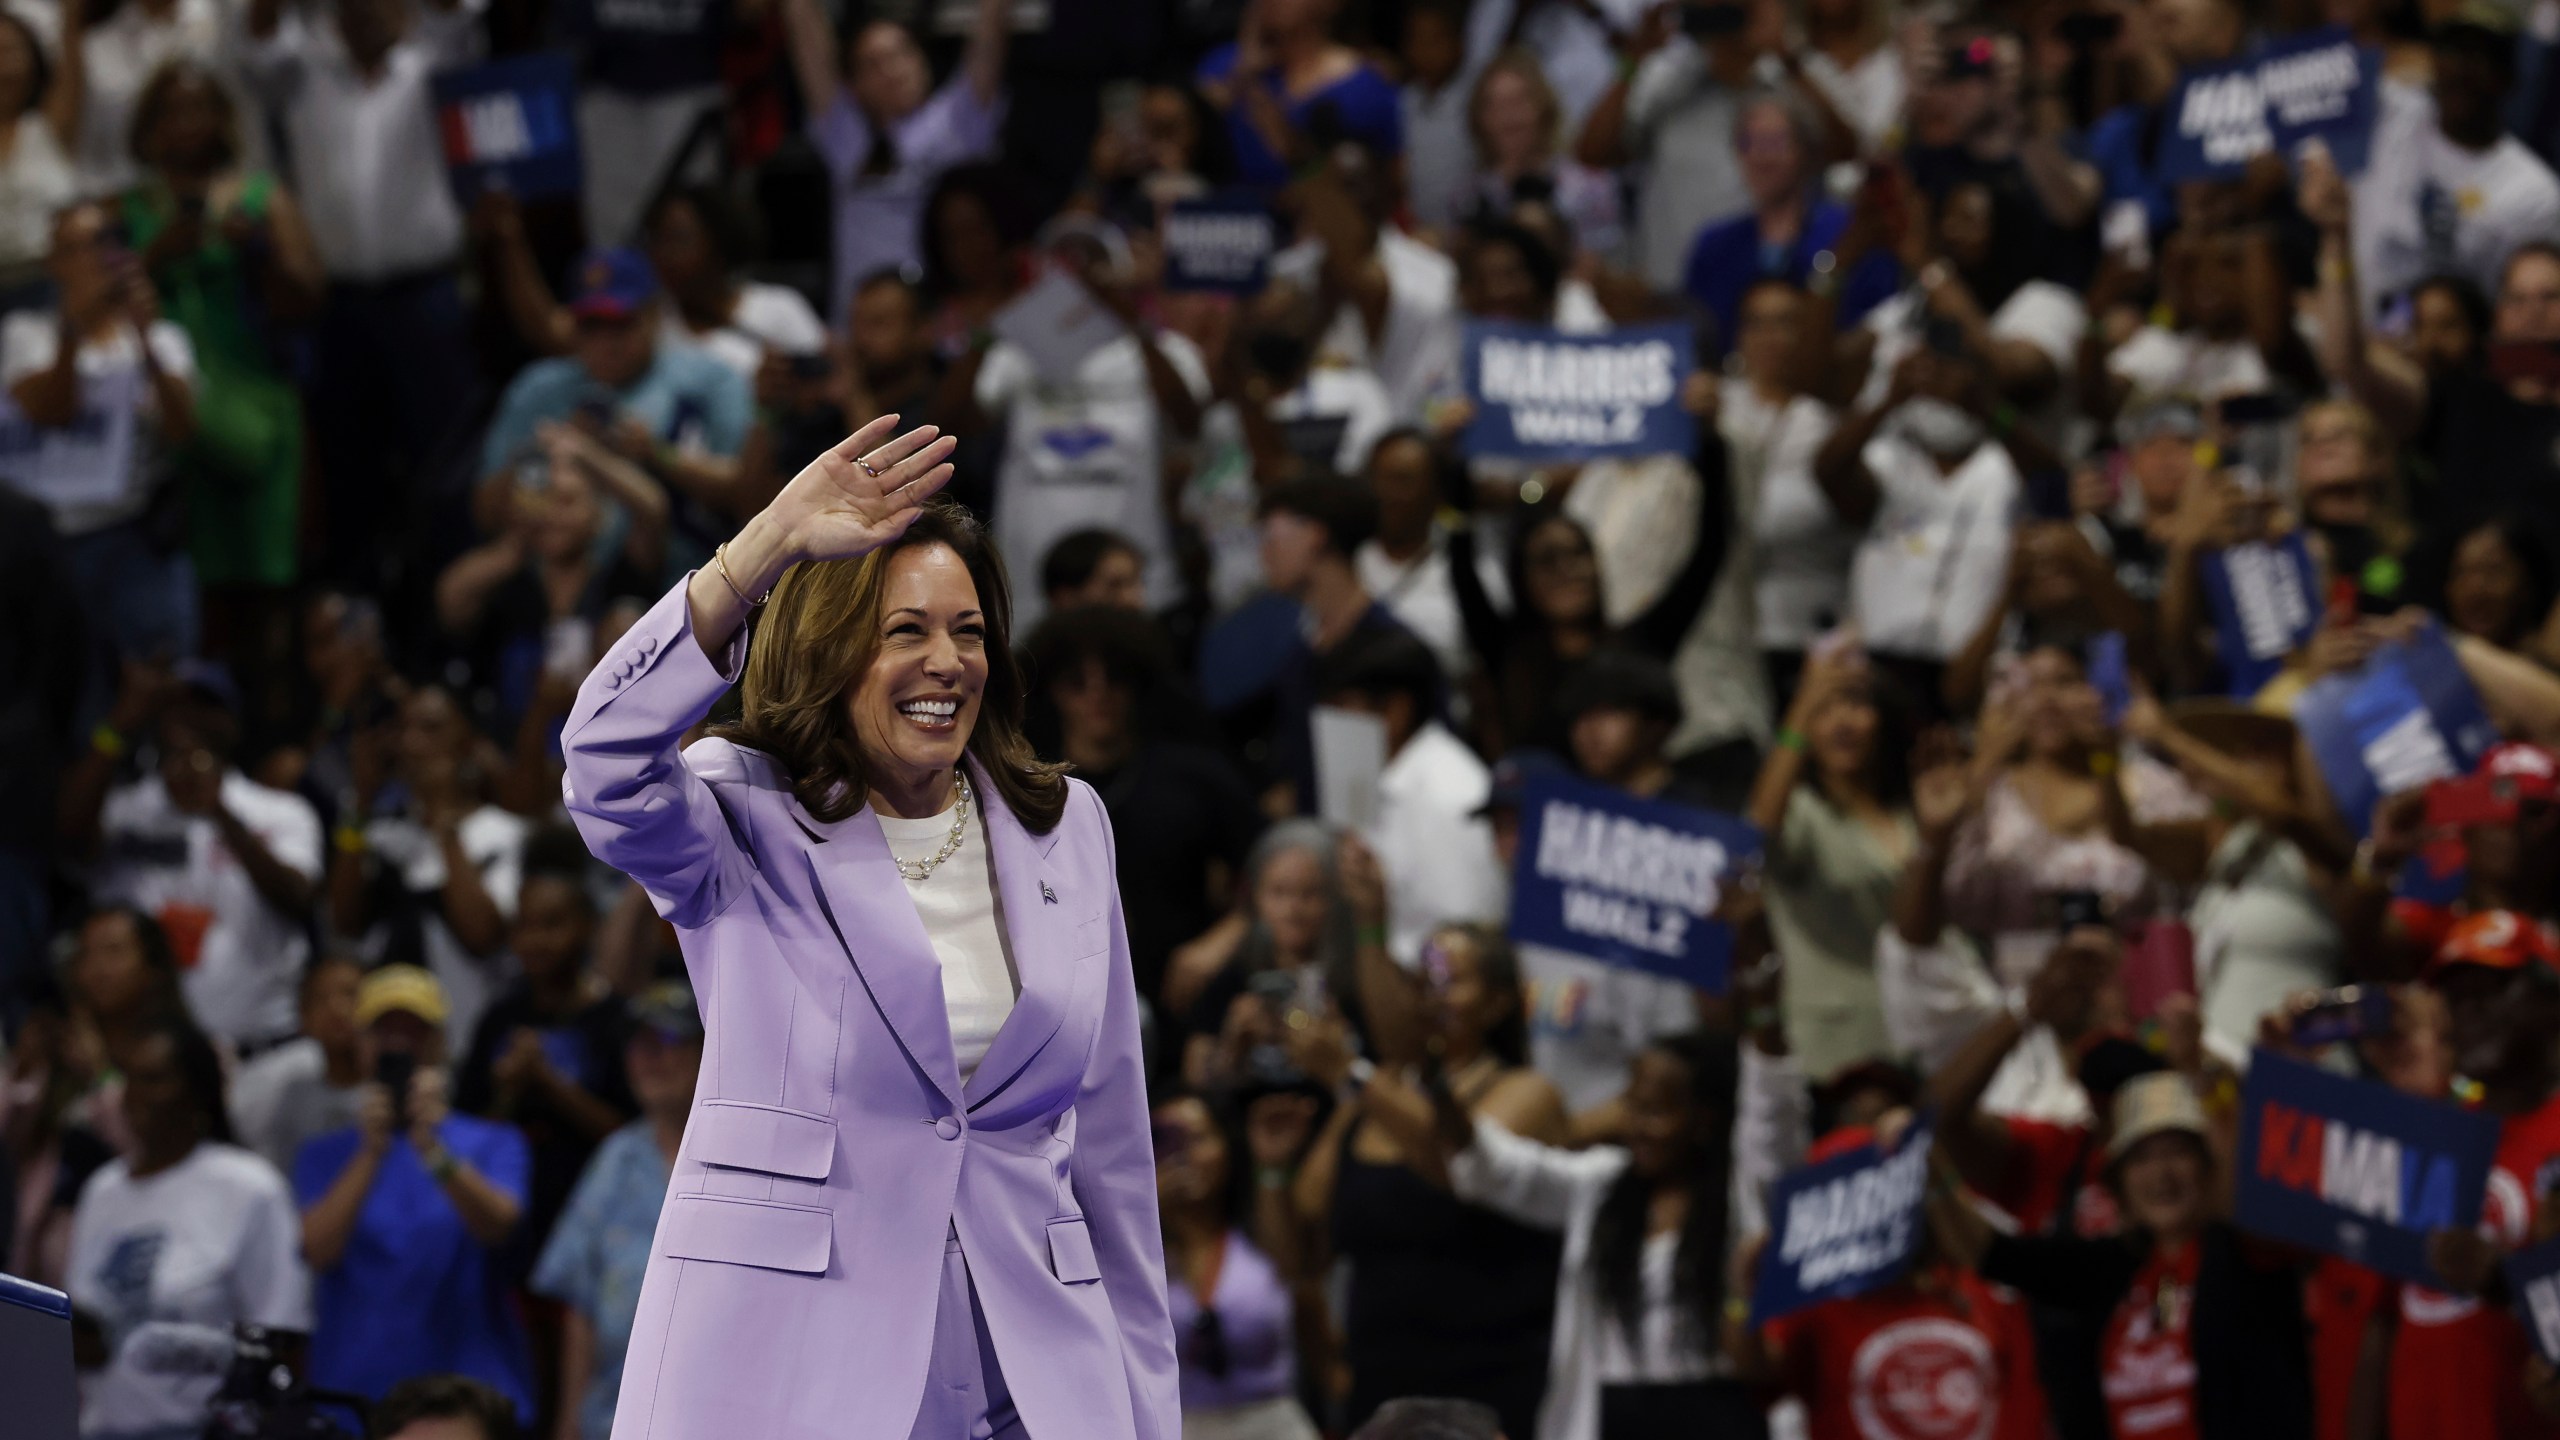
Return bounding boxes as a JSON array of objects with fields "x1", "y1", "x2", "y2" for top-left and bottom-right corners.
[
  {"x1": 2024, "y1": 468, "x2": 2074, "y2": 522},
  {"x1": 573, "y1": 396, "x2": 617, "y2": 429},
  {"x1": 2290, "y1": 985, "x2": 2394, "y2": 1046},
  {"x1": 1923, "y1": 314, "x2": 1971, "y2": 358},
  {"x1": 1098, "y1": 79, "x2": 1145, "y2": 151},
  {"x1": 1247, "y1": 969, "x2": 1299, "y2": 1014},
  {"x1": 2057, "y1": 9, "x2": 2124, "y2": 45},
  {"x1": 2055, "y1": 888, "x2": 2109, "y2": 932},
  {"x1": 2217, "y1": 391, "x2": 2295, "y2": 428},
  {"x1": 2086, "y1": 631, "x2": 2131, "y2": 726},
  {"x1": 2487, "y1": 340, "x2": 2560, "y2": 388},
  {"x1": 375, "y1": 1051, "x2": 417, "y2": 1133},
  {"x1": 1682, "y1": 2, "x2": 1748, "y2": 37},
  {"x1": 2427, "y1": 772, "x2": 2519, "y2": 829},
  {"x1": 788, "y1": 351, "x2": 834, "y2": 381}
]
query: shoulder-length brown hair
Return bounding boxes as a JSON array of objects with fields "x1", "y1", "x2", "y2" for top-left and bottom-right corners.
[{"x1": 711, "y1": 502, "x2": 1068, "y2": 833}]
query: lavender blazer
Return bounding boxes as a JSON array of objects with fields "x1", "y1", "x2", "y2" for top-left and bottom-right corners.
[{"x1": 559, "y1": 581, "x2": 1178, "y2": 1440}]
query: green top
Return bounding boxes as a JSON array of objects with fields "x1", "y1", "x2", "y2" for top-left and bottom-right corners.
[{"x1": 1764, "y1": 784, "x2": 1915, "y2": 1081}]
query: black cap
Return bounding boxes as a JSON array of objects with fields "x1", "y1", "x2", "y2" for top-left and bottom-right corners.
[
  {"x1": 630, "y1": 981, "x2": 703, "y2": 1043},
  {"x1": 1476, "y1": 748, "x2": 1570, "y2": 816}
]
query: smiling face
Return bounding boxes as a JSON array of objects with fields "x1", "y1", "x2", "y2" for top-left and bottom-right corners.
[
  {"x1": 1807, "y1": 676, "x2": 1880, "y2": 786},
  {"x1": 1422, "y1": 928, "x2": 1514, "y2": 1058},
  {"x1": 846, "y1": 543, "x2": 989, "y2": 802},
  {"x1": 2115, "y1": 1130, "x2": 2210, "y2": 1236},
  {"x1": 1472, "y1": 65, "x2": 1550, "y2": 171},
  {"x1": 1624, "y1": 1047, "x2": 1709, "y2": 1179},
  {"x1": 2447, "y1": 527, "x2": 2532, "y2": 645}
]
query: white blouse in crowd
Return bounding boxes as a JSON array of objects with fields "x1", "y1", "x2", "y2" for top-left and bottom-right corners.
[
  {"x1": 877, "y1": 800, "x2": 1019, "y2": 1083},
  {"x1": 0, "y1": 116, "x2": 73, "y2": 275},
  {"x1": 1446, "y1": 1047, "x2": 1810, "y2": 1440},
  {"x1": 1724, "y1": 382, "x2": 1851, "y2": 654}
]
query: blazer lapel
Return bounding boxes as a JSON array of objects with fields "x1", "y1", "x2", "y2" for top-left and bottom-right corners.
[
  {"x1": 798, "y1": 799, "x2": 964, "y2": 1112},
  {"x1": 963, "y1": 758, "x2": 1072, "y2": 1111}
]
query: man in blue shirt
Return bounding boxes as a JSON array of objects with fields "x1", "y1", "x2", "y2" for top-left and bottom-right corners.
[
  {"x1": 479, "y1": 248, "x2": 760, "y2": 573},
  {"x1": 293, "y1": 965, "x2": 535, "y2": 1420}
]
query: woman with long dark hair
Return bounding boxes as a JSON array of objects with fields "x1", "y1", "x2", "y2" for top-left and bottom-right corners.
[
  {"x1": 1327, "y1": 1006, "x2": 1808, "y2": 1440},
  {"x1": 1275, "y1": 922, "x2": 1566, "y2": 1439},
  {"x1": 1153, "y1": 1089, "x2": 1323, "y2": 1440},
  {"x1": 66, "y1": 1013, "x2": 309, "y2": 1440},
  {"x1": 1744, "y1": 646, "x2": 1919, "y2": 1078}
]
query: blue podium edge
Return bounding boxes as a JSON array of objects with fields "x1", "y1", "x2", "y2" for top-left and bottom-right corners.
[{"x1": 0, "y1": 1271, "x2": 70, "y2": 1319}]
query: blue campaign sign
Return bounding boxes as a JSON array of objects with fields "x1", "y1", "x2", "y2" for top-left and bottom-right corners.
[
  {"x1": 2507, "y1": 1235, "x2": 2560, "y2": 1365},
  {"x1": 432, "y1": 52, "x2": 583, "y2": 203},
  {"x1": 1750, "y1": 1119, "x2": 1936, "y2": 1324},
  {"x1": 2234, "y1": 1049, "x2": 2500, "y2": 1284},
  {"x1": 1163, "y1": 196, "x2": 1277, "y2": 294},
  {"x1": 1507, "y1": 771, "x2": 1759, "y2": 992},
  {"x1": 2294, "y1": 620, "x2": 2497, "y2": 836},
  {"x1": 2200, "y1": 534, "x2": 2319, "y2": 697},
  {"x1": 2156, "y1": 27, "x2": 2380, "y2": 184},
  {"x1": 1463, "y1": 321, "x2": 1696, "y2": 462}
]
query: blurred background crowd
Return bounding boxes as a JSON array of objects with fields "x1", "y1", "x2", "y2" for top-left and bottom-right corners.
[{"x1": 13, "y1": 0, "x2": 2560, "y2": 1435}]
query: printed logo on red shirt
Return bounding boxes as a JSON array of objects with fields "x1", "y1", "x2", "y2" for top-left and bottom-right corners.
[{"x1": 1847, "y1": 1317, "x2": 1997, "y2": 1440}]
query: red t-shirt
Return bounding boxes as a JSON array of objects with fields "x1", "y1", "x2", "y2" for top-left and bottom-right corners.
[
  {"x1": 2390, "y1": 1092, "x2": 2560, "y2": 1440},
  {"x1": 1990, "y1": 1118, "x2": 2122, "y2": 1238},
  {"x1": 2305, "y1": 1257, "x2": 2389, "y2": 1440},
  {"x1": 2100, "y1": 1240, "x2": 2203, "y2": 1440},
  {"x1": 1766, "y1": 1266, "x2": 2046, "y2": 1440}
]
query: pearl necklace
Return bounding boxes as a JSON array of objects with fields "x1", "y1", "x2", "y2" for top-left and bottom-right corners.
[{"x1": 893, "y1": 772, "x2": 972, "y2": 882}]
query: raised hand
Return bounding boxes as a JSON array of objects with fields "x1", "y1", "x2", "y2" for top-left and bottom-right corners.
[{"x1": 769, "y1": 416, "x2": 959, "y2": 567}]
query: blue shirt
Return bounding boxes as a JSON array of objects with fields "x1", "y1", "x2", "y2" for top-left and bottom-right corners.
[
  {"x1": 531, "y1": 1123, "x2": 670, "y2": 1440},
  {"x1": 1680, "y1": 200, "x2": 1898, "y2": 359},
  {"x1": 1196, "y1": 45, "x2": 1404, "y2": 189},
  {"x1": 292, "y1": 1117, "x2": 535, "y2": 1418},
  {"x1": 2085, "y1": 102, "x2": 2180, "y2": 243},
  {"x1": 480, "y1": 340, "x2": 752, "y2": 567}
]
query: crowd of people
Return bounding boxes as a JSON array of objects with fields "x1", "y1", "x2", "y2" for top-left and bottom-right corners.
[{"x1": 13, "y1": 0, "x2": 2560, "y2": 1436}]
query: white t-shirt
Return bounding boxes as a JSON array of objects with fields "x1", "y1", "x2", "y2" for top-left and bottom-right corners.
[
  {"x1": 1794, "y1": 43, "x2": 1906, "y2": 155},
  {"x1": 67, "y1": 1144, "x2": 310, "y2": 1438},
  {"x1": 1369, "y1": 722, "x2": 1508, "y2": 968},
  {"x1": 979, "y1": 328, "x2": 1210, "y2": 634},
  {"x1": 1268, "y1": 364, "x2": 1394, "y2": 478},
  {"x1": 2354, "y1": 81, "x2": 2560, "y2": 316},
  {"x1": 662, "y1": 281, "x2": 830, "y2": 379},
  {"x1": 1624, "y1": 40, "x2": 1748, "y2": 291},
  {"x1": 876, "y1": 801, "x2": 1018, "y2": 1083},
  {"x1": 1725, "y1": 383, "x2": 1850, "y2": 651},
  {"x1": 1848, "y1": 435, "x2": 2020, "y2": 661},
  {"x1": 0, "y1": 118, "x2": 73, "y2": 273},
  {"x1": 1275, "y1": 228, "x2": 1462, "y2": 420},
  {"x1": 95, "y1": 771, "x2": 321, "y2": 1047},
  {"x1": 0, "y1": 310, "x2": 197, "y2": 534},
  {"x1": 359, "y1": 804, "x2": 530, "y2": 1051},
  {"x1": 1357, "y1": 527, "x2": 1511, "y2": 688}
]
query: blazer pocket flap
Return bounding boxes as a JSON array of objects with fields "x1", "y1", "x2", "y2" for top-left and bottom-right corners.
[
  {"x1": 693, "y1": 1101, "x2": 836, "y2": 1181},
  {"x1": 1046, "y1": 1216, "x2": 1102, "y2": 1284},
  {"x1": 660, "y1": 1193, "x2": 834, "y2": 1274}
]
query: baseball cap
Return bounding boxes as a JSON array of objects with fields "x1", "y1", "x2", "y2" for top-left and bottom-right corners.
[
  {"x1": 172, "y1": 658, "x2": 241, "y2": 716},
  {"x1": 2425, "y1": 908, "x2": 2560, "y2": 979},
  {"x1": 2105, "y1": 1071, "x2": 2210, "y2": 1165},
  {"x1": 568, "y1": 247, "x2": 660, "y2": 321},
  {"x1": 1475, "y1": 748, "x2": 1569, "y2": 816},
  {"x1": 2426, "y1": 741, "x2": 2560, "y2": 828},
  {"x1": 356, "y1": 964, "x2": 449, "y2": 1029},
  {"x1": 2118, "y1": 397, "x2": 2203, "y2": 446},
  {"x1": 630, "y1": 980, "x2": 703, "y2": 1043},
  {"x1": 1803, "y1": 1123, "x2": 1880, "y2": 1167}
]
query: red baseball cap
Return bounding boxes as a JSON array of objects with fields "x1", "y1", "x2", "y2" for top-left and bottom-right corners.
[
  {"x1": 2425, "y1": 742, "x2": 2560, "y2": 829},
  {"x1": 2425, "y1": 908, "x2": 2560, "y2": 979},
  {"x1": 1804, "y1": 1124, "x2": 1879, "y2": 1167}
]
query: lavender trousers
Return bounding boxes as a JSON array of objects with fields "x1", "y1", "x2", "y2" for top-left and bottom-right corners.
[{"x1": 910, "y1": 1230, "x2": 1028, "y2": 1440}]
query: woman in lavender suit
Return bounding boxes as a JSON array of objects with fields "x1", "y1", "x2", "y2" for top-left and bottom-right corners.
[{"x1": 559, "y1": 417, "x2": 1177, "y2": 1440}]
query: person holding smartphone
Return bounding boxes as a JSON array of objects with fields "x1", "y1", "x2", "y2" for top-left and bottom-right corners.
[{"x1": 291, "y1": 965, "x2": 534, "y2": 1422}]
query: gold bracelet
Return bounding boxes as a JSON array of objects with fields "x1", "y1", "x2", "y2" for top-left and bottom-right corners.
[{"x1": 712, "y1": 543, "x2": 769, "y2": 608}]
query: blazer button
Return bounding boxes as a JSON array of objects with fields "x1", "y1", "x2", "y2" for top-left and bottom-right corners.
[{"x1": 934, "y1": 1116, "x2": 962, "y2": 1141}]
